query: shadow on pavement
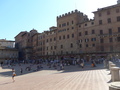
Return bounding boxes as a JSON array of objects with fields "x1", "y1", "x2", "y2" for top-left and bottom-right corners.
[
  {"x1": 0, "y1": 81, "x2": 13, "y2": 85},
  {"x1": 0, "y1": 71, "x2": 12, "y2": 77},
  {"x1": 0, "y1": 63, "x2": 105, "y2": 77}
]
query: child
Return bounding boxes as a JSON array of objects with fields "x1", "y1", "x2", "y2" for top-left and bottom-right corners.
[{"x1": 12, "y1": 68, "x2": 16, "y2": 82}]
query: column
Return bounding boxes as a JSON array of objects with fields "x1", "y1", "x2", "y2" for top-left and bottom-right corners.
[
  {"x1": 109, "y1": 82, "x2": 120, "y2": 90},
  {"x1": 111, "y1": 67, "x2": 120, "y2": 82}
]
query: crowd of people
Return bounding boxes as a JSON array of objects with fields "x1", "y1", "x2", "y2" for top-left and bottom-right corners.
[{"x1": 0, "y1": 57, "x2": 105, "y2": 82}]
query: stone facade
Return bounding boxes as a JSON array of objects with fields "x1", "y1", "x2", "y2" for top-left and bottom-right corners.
[
  {"x1": 15, "y1": 3, "x2": 120, "y2": 60},
  {"x1": 0, "y1": 39, "x2": 15, "y2": 48},
  {"x1": 15, "y1": 29, "x2": 37, "y2": 60},
  {"x1": 0, "y1": 39, "x2": 18, "y2": 62}
]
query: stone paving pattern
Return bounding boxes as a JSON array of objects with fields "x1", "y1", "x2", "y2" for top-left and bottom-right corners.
[{"x1": 0, "y1": 64, "x2": 111, "y2": 90}]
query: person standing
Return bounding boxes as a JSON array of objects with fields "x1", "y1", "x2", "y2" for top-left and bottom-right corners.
[{"x1": 12, "y1": 68, "x2": 16, "y2": 82}]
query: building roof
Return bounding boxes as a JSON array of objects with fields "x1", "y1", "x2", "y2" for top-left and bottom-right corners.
[
  {"x1": 93, "y1": 3, "x2": 120, "y2": 13},
  {"x1": 0, "y1": 39, "x2": 14, "y2": 42},
  {"x1": 14, "y1": 31, "x2": 27, "y2": 38}
]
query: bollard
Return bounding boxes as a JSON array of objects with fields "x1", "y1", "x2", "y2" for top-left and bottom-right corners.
[
  {"x1": 104, "y1": 60, "x2": 108, "y2": 68},
  {"x1": 109, "y1": 61, "x2": 114, "y2": 70},
  {"x1": 109, "y1": 82, "x2": 120, "y2": 90},
  {"x1": 111, "y1": 67, "x2": 120, "y2": 82},
  {"x1": 110, "y1": 64, "x2": 116, "y2": 74}
]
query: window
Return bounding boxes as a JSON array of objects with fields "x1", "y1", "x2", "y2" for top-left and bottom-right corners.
[
  {"x1": 107, "y1": 11, "x2": 110, "y2": 15},
  {"x1": 79, "y1": 32, "x2": 81, "y2": 36},
  {"x1": 85, "y1": 31, "x2": 88, "y2": 35},
  {"x1": 51, "y1": 46, "x2": 53, "y2": 50},
  {"x1": 117, "y1": 16, "x2": 120, "y2": 22},
  {"x1": 72, "y1": 27, "x2": 74, "y2": 29},
  {"x1": 67, "y1": 35, "x2": 69, "y2": 39},
  {"x1": 85, "y1": 24, "x2": 87, "y2": 26},
  {"x1": 43, "y1": 41, "x2": 45, "y2": 45},
  {"x1": 59, "y1": 36, "x2": 61, "y2": 40},
  {"x1": 98, "y1": 13, "x2": 102, "y2": 17},
  {"x1": 116, "y1": 8, "x2": 120, "y2": 13},
  {"x1": 46, "y1": 39, "x2": 48, "y2": 42},
  {"x1": 80, "y1": 44, "x2": 82, "y2": 48},
  {"x1": 54, "y1": 46, "x2": 56, "y2": 50},
  {"x1": 72, "y1": 20, "x2": 74, "y2": 24},
  {"x1": 91, "y1": 38, "x2": 96, "y2": 41},
  {"x1": 99, "y1": 20, "x2": 102, "y2": 25},
  {"x1": 86, "y1": 44, "x2": 88, "y2": 47},
  {"x1": 59, "y1": 24, "x2": 61, "y2": 27},
  {"x1": 100, "y1": 30, "x2": 103, "y2": 34},
  {"x1": 61, "y1": 45, "x2": 63, "y2": 49},
  {"x1": 62, "y1": 23, "x2": 66, "y2": 27},
  {"x1": 107, "y1": 18, "x2": 111, "y2": 23},
  {"x1": 70, "y1": 43, "x2": 73, "y2": 48},
  {"x1": 92, "y1": 44, "x2": 95, "y2": 47},
  {"x1": 118, "y1": 27, "x2": 120, "y2": 32},
  {"x1": 67, "y1": 22, "x2": 69, "y2": 25},
  {"x1": 91, "y1": 22, "x2": 94, "y2": 25},
  {"x1": 67, "y1": 28, "x2": 69, "y2": 30},
  {"x1": 92, "y1": 30, "x2": 95, "y2": 34},
  {"x1": 109, "y1": 29, "x2": 112, "y2": 35},
  {"x1": 72, "y1": 34, "x2": 74, "y2": 38},
  {"x1": 100, "y1": 38, "x2": 104, "y2": 43},
  {"x1": 63, "y1": 35, "x2": 65, "y2": 39},
  {"x1": 109, "y1": 38, "x2": 113, "y2": 42},
  {"x1": 85, "y1": 39, "x2": 89, "y2": 42},
  {"x1": 117, "y1": 37, "x2": 120, "y2": 42},
  {"x1": 50, "y1": 38, "x2": 52, "y2": 42}
]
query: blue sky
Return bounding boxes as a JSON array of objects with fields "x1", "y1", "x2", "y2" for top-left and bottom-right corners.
[{"x1": 0, "y1": 0, "x2": 117, "y2": 40}]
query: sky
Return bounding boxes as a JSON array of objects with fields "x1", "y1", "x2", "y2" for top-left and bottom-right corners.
[{"x1": 0, "y1": 0, "x2": 117, "y2": 40}]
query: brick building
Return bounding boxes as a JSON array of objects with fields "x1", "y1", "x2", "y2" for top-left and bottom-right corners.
[
  {"x1": 15, "y1": 2, "x2": 120, "y2": 61},
  {"x1": 15, "y1": 29, "x2": 37, "y2": 60}
]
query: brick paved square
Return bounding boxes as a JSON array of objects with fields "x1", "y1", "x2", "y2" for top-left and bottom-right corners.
[{"x1": 0, "y1": 64, "x2": 111, "y2": 90}]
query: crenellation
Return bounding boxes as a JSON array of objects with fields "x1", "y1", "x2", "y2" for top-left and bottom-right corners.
[
  {"x1": 71, "y1": 11, "x2": 74, "y2": 13},
  {"x1": 75, "y1": 9, "x2": 78, "y2": 12},
  {"x1": 68, "y1": 12, "x2": 70, "y2": 15},
  {"x1": 57, "y1": 10, "x2": 85, "y2": 19}
]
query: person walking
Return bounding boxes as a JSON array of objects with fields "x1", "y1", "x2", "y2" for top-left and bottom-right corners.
[
  {"x1": 12, "y1": 68, "x2": 16, "y2": 82},
  {"x1": 20, "y1": 68, "x2": 23, "y2": 74}
]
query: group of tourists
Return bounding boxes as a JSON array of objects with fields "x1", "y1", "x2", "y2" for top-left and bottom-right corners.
[{"x1": 0, "y1": 57, "x2": 105, "y2": 82}]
